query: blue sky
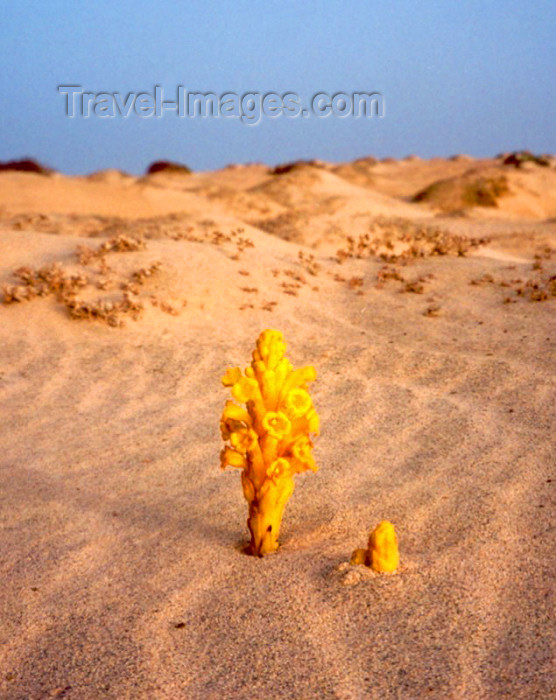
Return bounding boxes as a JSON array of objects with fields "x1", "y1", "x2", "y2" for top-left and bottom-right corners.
[{"x1": 0, "y1": 0, "x2": 554, "y2": 174}]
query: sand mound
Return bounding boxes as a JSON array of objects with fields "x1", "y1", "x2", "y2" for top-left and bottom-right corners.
[
  {"x1": 332, "y1": 158, "x2": 377, "y2": 188},
  {"x1": 413, "y1": 167, "x2": 511, "y2": 211},
  {"x1": 86, "y1": 169, "x2": 135, "y2": 184},
  {"x1": 0, "y1": 171, "x2": 244, "y2": 223},
  {"x1": 334, "y1": 156, "x2": 498, "y2": 199},
  {"x1": 249, "y1": 164, "x2": 326, "y2": 207},
  {"x1": 414, "y1": 164, "x2": 556, "y2": 218},
  {"x1": 449, "y1": 154, "x2": 474, "y2": 163}
]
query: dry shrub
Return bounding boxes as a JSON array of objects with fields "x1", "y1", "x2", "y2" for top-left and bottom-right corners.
[
  {"x1": 77, "y1": 235, "x2": 146, "y2": 265},
  {"x1": 2, "y1": 264, "x2": 87, "y2": 303},
  {"x1": 209, "y1": 227, "x2": 254, "y2": 259},
  {"x1": 1, "y1": 234, "x2": 185, "y2": 326},
  {"x1": 470, "y1": 251, "x2": 556, "y2": 303},
  {"x1": 336, "y1": 216, "x2": 488, "y2": 263},
  {"x1": 66, "y1": 293, "x2": 144, "y2": 327},
  {"x1": 132, "y1": 262, "x2": 162, "y2": 283}
]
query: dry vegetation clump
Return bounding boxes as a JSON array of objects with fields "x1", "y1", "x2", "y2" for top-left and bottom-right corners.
[
  {"x1": 1, "y1": 234, "x2": 186, "y2": 326},
  {"x1": 65, "y1": 293, "x2": 144, "y2": 327},
  {"x1": 347, "y1": 276, "x2": 364, "y2": 292},
  {"x1": 373, "y1": 264, "x2": 433, "y2": 295},
  {"x1": 335, "y1": 216, "x2": 488, "y2": 263},
  {"x1": 280, "y1": 281, "x2": 302, "y2": 296},
  {"x1": 150, "y1": 296, "x2": 185, "y2": 316},
  {"x1": 1, "y1": 258, "x2": 150, "y2": 327},
  {"x1": 283, "y1": 269, "x2": 307, "y2": 285},
  {"x1": 261, "y1": 300, "x2": 278, "y2": 312},
  {"x1": 5, "y1": 212, "x2": 61, "y2": 234},
  {"x1": 403, "y1": 278, "x2": 426, "y2": 294},
  {"x1": 2, "y1": 264, "x2": 87, "y2": 303},
  {"x1": 470, "y1": 273, "x2": 496, "y2": 287},
  {"x1": 470, "y1": 248, "x2": 555, "y2": 303},
  {"x1": 92, "y1": 214, "x2": 196, "y2": 241},
  {"x1": 514, "y1": 275, "x2": 556, "y2": 302},
  {"x1": 0, "y1": 211, "x2": 243, "y2": 243},
  {"x1": 131, "y1": 262, "x2": 162, "y2": 283},
  {"x1": 376, "y1": 266, "x2": 405, "y2": 285},
  {"x1": 208, "y1": 227, "x2": 254, "y2": 259},
  {"x1": 265, "y1": 265, "x2": 315, "y2": 298},
  {"x1": 89, "y1": 218, "x2": 256, "y2": 256},
  {"x1": 77, "y1": 235, "x2": 146, "y2": 265},
  {"x1": 297, "y1": 250, "x2": 321, "y2": 275}
]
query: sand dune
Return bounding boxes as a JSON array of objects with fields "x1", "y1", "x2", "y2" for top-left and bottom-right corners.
[{"x1": 0, "y1": 155, "x2": 554, "y2": 699}]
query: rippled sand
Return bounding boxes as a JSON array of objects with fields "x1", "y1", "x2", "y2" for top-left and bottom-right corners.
[{"x1": 1, "y1": 156, "x2": 554, "y2": 698}]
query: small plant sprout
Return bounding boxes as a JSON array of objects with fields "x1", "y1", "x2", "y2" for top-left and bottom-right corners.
[
  {"x1": 350, "y1": 520, "x2": 400, "y2": 573},
  {"x1": 367, "y1": 520, "x2": 399, "y2": 572},
  {"x1": 220, "y1": 329, "x2": 319, "y2": 556}
]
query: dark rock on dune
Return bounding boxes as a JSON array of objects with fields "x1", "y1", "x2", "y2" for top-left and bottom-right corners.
[
  {"x1": 271, "y1": 160, "x2": 323, "y2": 175},
  {"x1": 146, "y1": 160, "x2": 192, "y2": 175},
  {"x1": 0, "y1": 158, "x2": 52, "y2": 175},
  {"x1": 502, "y1": 151, "x2": 551, "y2": 168}
]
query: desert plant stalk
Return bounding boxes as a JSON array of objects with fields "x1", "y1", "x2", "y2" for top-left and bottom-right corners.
[{"x1": 220, "y1": 329, "x2": 319, "y2": 556}]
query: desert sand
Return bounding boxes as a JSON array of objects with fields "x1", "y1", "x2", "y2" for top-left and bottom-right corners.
[{"x1": 0, "y1": 154, "x2": 554, "y2": 699}]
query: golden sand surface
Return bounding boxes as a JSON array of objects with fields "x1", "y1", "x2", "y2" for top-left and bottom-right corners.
[{"x1": 0, "y1": 155, "x2": 554, "y2": 699}]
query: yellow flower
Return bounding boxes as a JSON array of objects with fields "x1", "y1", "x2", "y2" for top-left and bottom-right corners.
[
  {"x1": 266, "y1": 458, "x2": 290, "y2": 481},
  {"x1": 262, "y1": 411, "x2": 291, "y2": 439},
  {"x1": 291, "y1": 436, "x2": 315, "y2": 464},
  {"x1": 232, "y1": 376, "x2": 260, "y2": 403},
  {"x1": 284, "y1": 388, "x2": 312, "y2": 418},
  {"x1": 306, "y1": 407, "x2": 320, "y2": 435},
  {"x1": 220, "y1": 401, "x2": 251, "y2": 439},
  {"x1": 220, "y1": 446, "x2": 246, "y2": 470},
  {"x1": 221, "y1": 400, "x2": 250, "y2": 425},
  {"x1": 230, "y1": 428, "x2": 258, "y2": 454},
  {"x1": 220, "y1": 330, "x2": 319, "y2": 556}
]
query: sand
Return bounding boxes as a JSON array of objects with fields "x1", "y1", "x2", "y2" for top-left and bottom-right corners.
[{"x1": 0, "y1": 155, "x2": 554, "y2": 699}]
